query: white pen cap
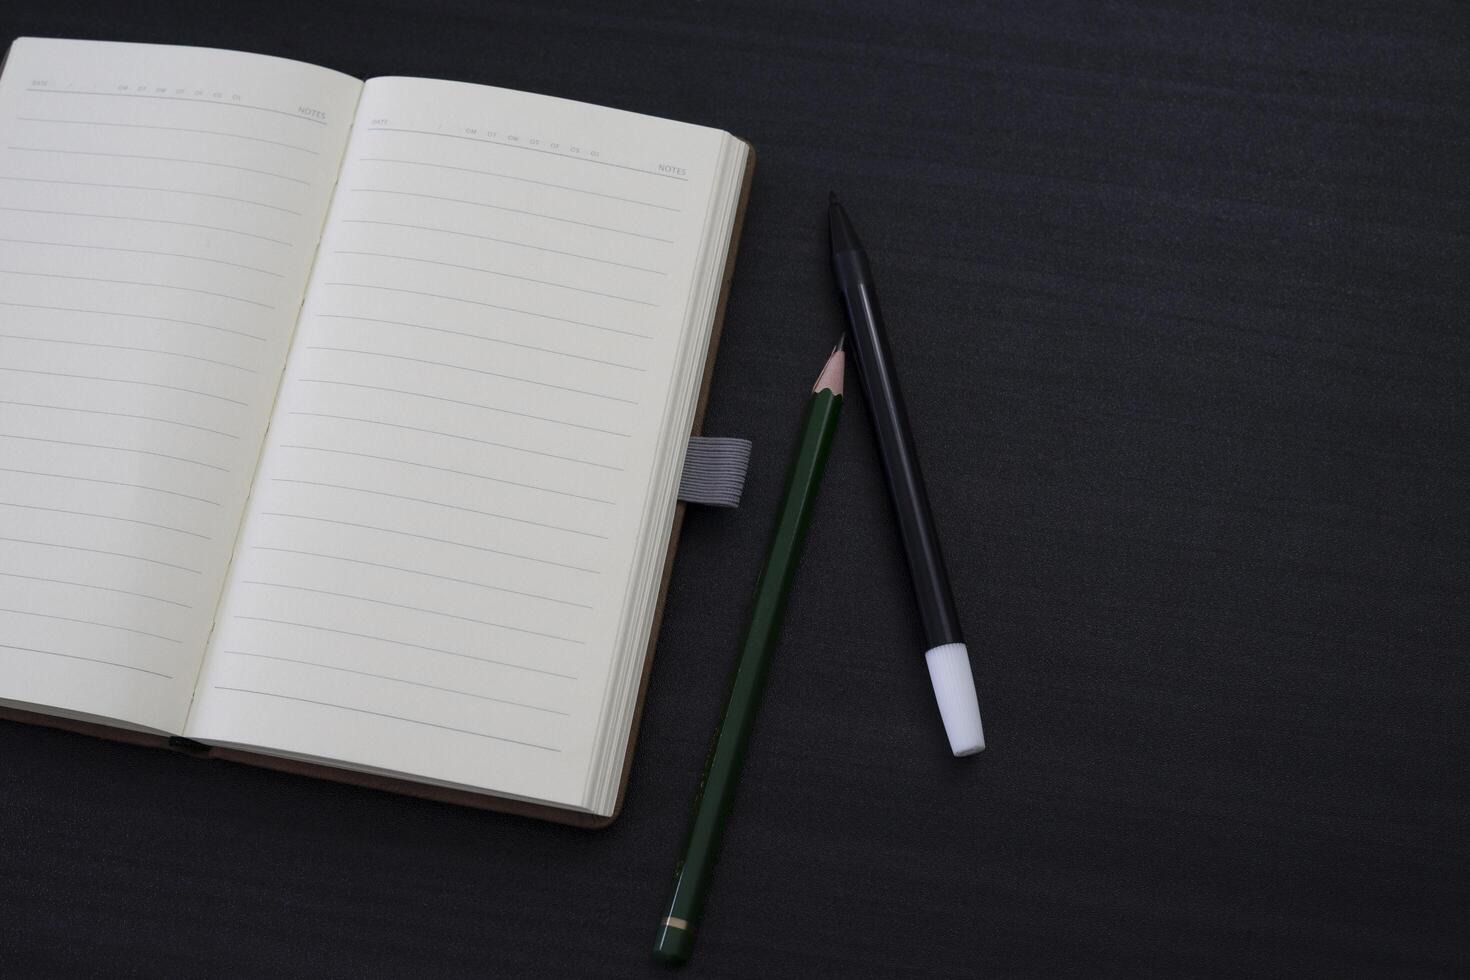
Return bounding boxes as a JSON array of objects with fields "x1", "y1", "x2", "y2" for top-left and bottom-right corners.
[{"x1": 925, "y1": 643, "x2": 984, "y2": 756}]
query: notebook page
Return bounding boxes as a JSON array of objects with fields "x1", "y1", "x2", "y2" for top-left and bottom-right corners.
[
  {"x1": 0, "y1": 39, "x2": 359, "y2": 733},
  {"x1": 189, "y1": 77, "x2": 729, "y2": 807}
]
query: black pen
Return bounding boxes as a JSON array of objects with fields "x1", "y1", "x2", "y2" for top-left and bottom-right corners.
[{"x1": 828, "y1": 192, "x2": 984, "y2": 756}]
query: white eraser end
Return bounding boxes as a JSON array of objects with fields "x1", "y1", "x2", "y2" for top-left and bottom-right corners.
[{"x1": 925, "y1": 643, "x2": 985, "y2": 756}]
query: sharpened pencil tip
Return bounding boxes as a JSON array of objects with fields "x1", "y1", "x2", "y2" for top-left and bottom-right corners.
[
  {"x1": 835, "y1": 333, "x2": 846, "y2": 353},
  {"x1": 829, "y1": 190, "x2": 839, "y2": 205},
  {"x1": 814, "y1": 341, "x2": 846, "y2": 396}
]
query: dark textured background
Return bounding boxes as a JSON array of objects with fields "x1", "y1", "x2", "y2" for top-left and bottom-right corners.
[{"x1": 1, "y1": 2, "x2": 1466, "y2": 977}]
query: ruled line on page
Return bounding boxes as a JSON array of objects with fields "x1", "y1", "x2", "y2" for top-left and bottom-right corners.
[
  {"x1": 0, "y1": 400, "x2": 239, "y2": 439},
  {"x1": 250, "y1": 545, "x2": 594, "y2": 609},
  {"x1": 0, "y1": 433, "x2": 230, "y2": 472},
  {"x1": 313, "y1": 313, "x2": 646, "y2": 371},
  {"x1": 0, "y1": 238, "x2": 284, "y2": 277},
  {"x1": 321, "y1": 282, "x2": 648, "y2": 339},
  {"x1": 259, "y1": 512, "x2": 601, "y2": 574},
  {"x1": 304, "y1": 345, "x2": 637, "y2": 404},
  {"x1": 274, "y1": 443, "x2": 615, "y2": 504},
  {"x1": 320, "y1": 282, "x2": 651, "y2": 339},
  {"x1": 0, "y1": 334, "x2": 256, "y2": 373},
  {"x1": 0, "y1": 268, "x2": 273, "y2": 309},
  {"x1": 233, "y1": 615, "x2": 579, "y2": 679},
  {"x1": 356, "y1": 157, "x2": 681, "y2": 211},
  {"x1": 238, "y1": 580, "x2": 586, "y2": 645},
  {"x1": 0, "y1": 465, "x2": 220, "y2": 505},
  {"x1": 209, "y1": 687, "x2": 561, "y2": 750},
  {"x1": 0, "y1": 367, "x2": 248, "y2": 407},
  {"x1": 24, "y1": 88, "x2": 330, "y2": 126},
  {"x1": 0, "y1": 501, "x2": 209, "y2": 539},
  {"x1": 284, "y1": 412, "x2": 624, "y2": 471},
  {"x1": 268, "y1": 478, "x2": 609, "y2": 540},
  {"x1": 0, "y1": 300, "x2": 268, "y2": 341},
  {"x1": 0, "y1": 207, "x2": 292, "y2": 246},
  {"x1": 338, "y1": 219, "x2": 667, "y2": 275},
  {"x1": 0, "y1": 176, "x2": 302, "y2": 215},
  {"x1": 0, "y1": 535, "x2": 202, "y2": 574},
  {"x1": 0, "y1": 642, "x2": 173, "y2": 679},
  {"x1": 223, "y1": 650, "x2": 572, "y2": 716},
  {"x1": 7, "y1": 146, "x2": 311, "y2": 186},
  {"x1": 16, "y1": 117, "x2": 318, "y2": 154},
  {"x1": 330, "y1": 249, "x2": 658, "y2": 306},
  {"x1": 0, "y1": 570, "x2": 191, "y2": 608},
  {"x1": 364, "y1": 126, "x2": 688, "y2": 181},
  {"x1": 0, "y1": 606, "x2": 180, "y2": 643},
  {"x1": 349, "y1": 187, "x2": 674, "y2": 243},
  {"x1": 295, "y1": 379, "x2": 630, "y2": 437}
]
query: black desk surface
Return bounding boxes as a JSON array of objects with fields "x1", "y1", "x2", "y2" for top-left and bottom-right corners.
[{"x1": 1, "y1": 3, "x2": 1465, "y2": 976}]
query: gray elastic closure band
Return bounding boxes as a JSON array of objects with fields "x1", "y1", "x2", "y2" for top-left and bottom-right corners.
[{"x1": 677, "y1": 436, "x2": 752, "y2": 508}]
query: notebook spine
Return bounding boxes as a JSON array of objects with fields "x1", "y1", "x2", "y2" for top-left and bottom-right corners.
[{"x1": 167, "y1": 736, "x2": 210, "y2": 754}]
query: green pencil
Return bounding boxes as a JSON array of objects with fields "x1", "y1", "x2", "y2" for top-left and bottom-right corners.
[{"x1": 653, "y1": 339, "x2": 846, "y2": 965}]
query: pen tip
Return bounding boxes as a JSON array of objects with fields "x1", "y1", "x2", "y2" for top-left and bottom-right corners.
[{"x1": 829, "y1": 190, "x2": 839, "y2": 205}]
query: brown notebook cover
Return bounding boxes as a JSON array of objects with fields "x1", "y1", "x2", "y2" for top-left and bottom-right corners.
[{"x1": 0, "y1": 142, "x2": 756, "y2": 829}]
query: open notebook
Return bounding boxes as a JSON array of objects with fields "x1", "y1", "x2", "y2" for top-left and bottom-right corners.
[{"x1": 0, "y1": 37, "x2": 753, "y2": 824}]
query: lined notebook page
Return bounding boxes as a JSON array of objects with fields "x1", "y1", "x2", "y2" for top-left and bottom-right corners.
[
  {"x1": 0, "y1": 39, "x2": 360, "y2": 732},
  {"x1": 189, "y1": 77, "x2": 731, "y2": 808}
]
